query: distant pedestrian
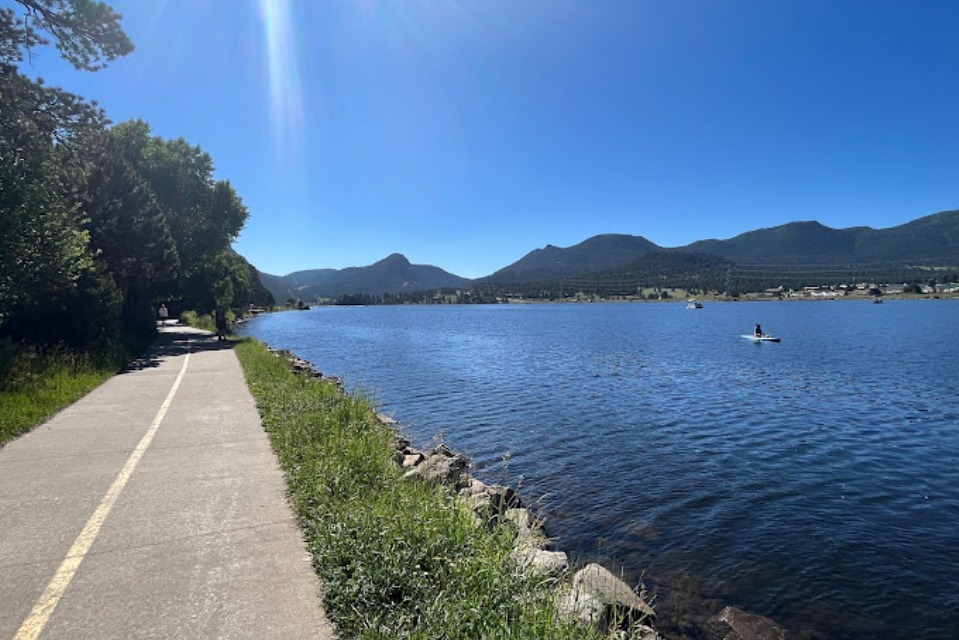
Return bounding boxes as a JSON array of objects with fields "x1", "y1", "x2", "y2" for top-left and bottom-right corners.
[
  {"x1": 216, "y1": 309, "x2": 228, "y2": 341},
  {"x1": 158, "y1": 304, "x2": 169, "y2": 326}
]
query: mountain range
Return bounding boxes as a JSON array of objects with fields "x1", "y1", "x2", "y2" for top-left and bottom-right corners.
[
  {"x1": 261, "y1": 253, "x2": 470, "y2": 302},
  {"x1": 260, "y1": 209, "x2": 959, "y2": 302}
]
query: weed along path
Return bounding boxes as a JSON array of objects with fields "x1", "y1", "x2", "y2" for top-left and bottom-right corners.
[{"x1": 0, "y1": 327, "x2": 333, "y2": 640}]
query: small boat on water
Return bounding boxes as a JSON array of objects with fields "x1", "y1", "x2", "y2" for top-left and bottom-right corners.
[
  {"x1": 741, "y1": 334, "x2": 781, "y2": 343},
  {"x1": 687, "y1": 299, "x2": 703, "y2": 309},
  {"x1": 873, "y1": 297, "x2": 884, "y2": 304}
]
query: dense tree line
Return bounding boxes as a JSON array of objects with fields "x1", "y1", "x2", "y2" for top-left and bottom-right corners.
[
  {"x1": 332, "y1": 289, "x2": 501, "y2": 306},
  {"x1": 1, "y1": 1, "x2": 272, "y2": 351},
  {"x1": 560, "y1": 251, "x2": 732, "y2": 296},
  {"x1": 721, "y1": 265, "x2": 959, "y2": 295}
]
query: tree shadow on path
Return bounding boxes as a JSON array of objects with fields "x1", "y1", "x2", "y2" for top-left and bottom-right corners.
[{"x1": 123, "y1": 326, "x2": 236, "y2": 372}]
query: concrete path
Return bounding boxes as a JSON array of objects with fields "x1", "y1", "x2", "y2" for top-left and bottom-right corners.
[{"x1": 0, "y1": 326, "x2": 335, "y2": 640}]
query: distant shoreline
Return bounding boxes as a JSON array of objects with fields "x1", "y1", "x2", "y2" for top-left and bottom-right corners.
[
  {"x1": 494, "y1": 291, "x2": 959, "y2": 304},
  {"x1": 272, "y1": 290, "x2": 959, "y2": 311}
]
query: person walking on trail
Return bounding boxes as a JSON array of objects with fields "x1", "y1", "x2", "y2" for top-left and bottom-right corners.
[
  {"x1": 216, "y1": 309, "x2": 228, "y2": 341},
  {"x1": 158, "y1": 304, "x2": 169, "y2": 326}
]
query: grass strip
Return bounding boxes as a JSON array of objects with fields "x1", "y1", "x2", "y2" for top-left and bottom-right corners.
[
  {"x1": 0, "y1": 342, "x2": 140, "y2": 446},
  {"x1": 234, "y1": 338, "x2": 604, "y2": 640}
]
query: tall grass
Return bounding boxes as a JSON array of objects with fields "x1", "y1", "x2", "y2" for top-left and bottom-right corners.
[
  {"x1": 235, "y1": 339, "x2": 604, "y2": 640},
  {"x1": 178, "y1": 310, "x2": 216, "y2": 332},
  {"x1": 0, "y1": 337, "x2": 144, "y2": 446}
]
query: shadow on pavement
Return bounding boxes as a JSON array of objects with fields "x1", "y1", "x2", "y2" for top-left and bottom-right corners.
[{"x1": 123, "y1": 328, "x2": 236, "y2": 372}]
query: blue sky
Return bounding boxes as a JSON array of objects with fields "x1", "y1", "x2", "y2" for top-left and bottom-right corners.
[{"x1": 11, "y1": 1, "x2": 959, "y2": 278}]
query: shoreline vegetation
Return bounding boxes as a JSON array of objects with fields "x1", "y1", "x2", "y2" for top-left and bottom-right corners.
[
  {"x1": 234, "y1": 337, "x2": 660, "y2": 640},
  {"x1": 495, "y1": 289, "x2": 957, "y2": 304},
  {"x1": 309, "y1": 285, "x2": 958, "y2": 308}
]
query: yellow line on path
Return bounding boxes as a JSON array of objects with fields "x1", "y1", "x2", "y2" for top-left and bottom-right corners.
[{"x1": 13, "y1": 352, "x2": 192, "y2": 640}]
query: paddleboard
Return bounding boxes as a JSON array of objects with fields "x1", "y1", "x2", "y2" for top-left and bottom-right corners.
[{"x1": 741, "y1": 334, "x2": 781, "y2": 343}]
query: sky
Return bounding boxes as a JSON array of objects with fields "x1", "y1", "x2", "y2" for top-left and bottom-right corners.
[{"x1": 9, "y1": 0, "x2": 959, "y2": 278}]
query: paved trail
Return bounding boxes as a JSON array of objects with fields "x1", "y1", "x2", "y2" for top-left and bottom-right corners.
[{"x1": 0, "y1": 326, "x2": 335, "y2": 640}]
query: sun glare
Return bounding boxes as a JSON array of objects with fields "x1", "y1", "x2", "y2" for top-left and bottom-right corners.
[{"x1": 256, "y1": 0, "x2": 304, "y2": 160}]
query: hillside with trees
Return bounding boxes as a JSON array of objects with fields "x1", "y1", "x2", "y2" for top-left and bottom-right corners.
[
  {"x1": 482, "y1": 234, "x2": 661, "y2": 284},
  {"x1": 474, "y1": 213, "x2": 959, "y2": 297},
  {"x1": 682, "y1": 210, "x2": 959, "y2": 266}
]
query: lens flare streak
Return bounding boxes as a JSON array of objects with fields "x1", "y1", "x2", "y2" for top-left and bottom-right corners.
[{"x1": 257, "y1": 0, "x2": 304, "y2": 159}]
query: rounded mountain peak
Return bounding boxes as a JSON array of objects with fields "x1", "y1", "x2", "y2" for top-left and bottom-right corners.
[{"x1": 377, "y1": 253, "x2": 411, "y2": 266}]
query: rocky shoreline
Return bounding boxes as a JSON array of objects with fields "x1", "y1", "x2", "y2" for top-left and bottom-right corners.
[{"x1": 267, "y1": 346, "x2": 789, "y2": 640}]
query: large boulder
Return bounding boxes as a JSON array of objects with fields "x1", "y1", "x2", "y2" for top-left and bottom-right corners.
[
  {"x1": 517, "y1": 548, "x2": 569, "y2": 577},
  {"x1": 402, "y1": 444, "x2": 470, "y2": 489},
  {"x1": 505, "y1": 508, "x2": 546, "y2": 549},
  {"x1": 559, "y1": 563, "x2": 656, "y2": 636},
  {"x1": 705, "y1": 606, "x2": 786, "y2": 640},
  {"x1": 485, "y1": 484, "x2": 522, "y2": 512},
  {"x1": 501, "y1": 507, "x2": 568, "y2": 577},
  {"x1": 401, "y1": 452, "x2": 425, "y2": 468},
  {"x1": 460, "y1": 483, "x2": 523, "y2": 525}
]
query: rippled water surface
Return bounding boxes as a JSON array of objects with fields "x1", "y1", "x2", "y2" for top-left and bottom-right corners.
[{"x1": 240, "y1": 300, "x2": 959, "y2": 639}]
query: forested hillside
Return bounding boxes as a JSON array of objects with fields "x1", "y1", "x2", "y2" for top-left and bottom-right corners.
[
  {"x1": 682, "y1": 211, "x2": 959, "y2": 265},
  {"x1": 1, "y1": 1, "x2": 272, "y2": 354},
  {"x1": 483, "y1": 234, "x2": 661, "y2": 283}
]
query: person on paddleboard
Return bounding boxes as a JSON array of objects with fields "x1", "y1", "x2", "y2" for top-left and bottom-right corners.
[{"x1": 754, "y1": 323, "x2": 763, "y2": 337}]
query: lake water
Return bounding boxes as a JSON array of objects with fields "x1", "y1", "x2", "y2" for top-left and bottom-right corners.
[{"x1": 238, "y1": 300, "x2": 959, "y2": 640}]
